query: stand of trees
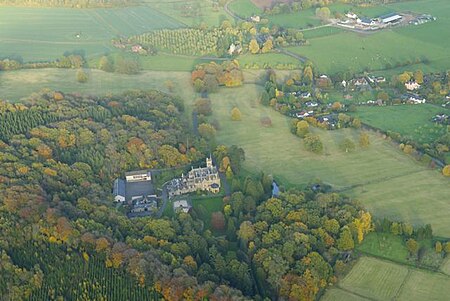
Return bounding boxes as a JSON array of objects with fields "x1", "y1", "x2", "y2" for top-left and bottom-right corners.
[{"x1": 0, "y1": 88, "x2": 374, "y2": 300}]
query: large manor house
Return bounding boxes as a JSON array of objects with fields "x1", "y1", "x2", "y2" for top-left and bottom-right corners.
[{"x1": 167, "y1": 156, "x2": 221, "y2": 198}]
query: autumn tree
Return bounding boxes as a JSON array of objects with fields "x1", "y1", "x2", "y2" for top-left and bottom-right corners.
[
  {"x1": 231, "y1": 107, "x2": 242, "y2": 121},
  {"x1": 414, "y1": 70, "x2": 424, "y2": 84},
  {"x1": 435, "y1": 241, "x2": 443, "y2": 253},
  {"x1": 340, "y1": 138, "x2": 356, "y2": 153},
  {"x1": 198, "y1": 123, "x2": 216, "y2": 140},
  {"x1": 442, "y1": 165, "x2": 450, "y2": 177},
  {"x1": 249, "y1": 39, "x2": 260, "y2": 54},
  {"x1": 337, "y1": 227, "x2": 354, "y2": 251},
  {"x1": 406, "y1": 238, "x2": 419, "y2": 256},
  {"x1": 194, "y1": 98, "x2": 212, "y2": 116},
  {"x1": 315, "y1": 7, "x2": 331, "y2": 21},
  {"x1": 303, "y1": 65, "x2": 313, "y2": 84},
  {"x1": 261, "y1": 39, "x2": 273, "y2": 53},
  {"x1": 211, "y1": 212, "x2": 226, "y2": 231},
  {"x1": 296, "y1": 120, "x2": 309, "y2": 138},
  {"x1": 98, "y1": 55, "x2": 114, "y2": 72},
  {"x1": 359, "y1": 132, "x2": 370, "y2": 148},
  {"x1": 353, "y1": 211, "x2": 372, "y2": 244},
  {"x1": 303, "y1": 134, "x2": 323, "y2": 154}
]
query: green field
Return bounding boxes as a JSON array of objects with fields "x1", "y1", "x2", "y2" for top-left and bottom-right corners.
[
  {"x1": 287, "y1": 0, "x2": 450, "y2": 74},
  {"x1": 237, "y1": 52, "x2": 302, "y2": 69},
  {"x1": 340, "y1": 257, "x2": 409, "y2": 300},
  {"x1": 0, "y1": 6, "x2": 184, "y2": 61},
  {"x1": 332, "y1": 256, "x2": 450, "y2": 301},
  {"x1": 354, "y1": 104, "x2": 450, "y2": 145},
  {"x1": 0, "y1": 69, "x2": 193, "y2": 101},
  {"x1": 321, "y1": 288, "x2": 370, "y2": 301},
  {"x1": 356, "y1": 233, "x2": 410, "y2": 264},
  {"x1": 227, "y1": 0, "x2": 261, "y2": 18},
  {"x1": 397, "y1": 269, "x2": 450, "y2": 301},
  {"x1": 267, "y1": 9, "x2": 321, "y2": 29},
  {"x1": 207, "y1": 84, "x2": 450, "y2": 237},
  {"x1": 148, "y1": 1, "x2": 232, "y2": 28}
]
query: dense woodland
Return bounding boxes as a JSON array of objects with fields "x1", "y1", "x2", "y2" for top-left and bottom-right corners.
[{"x1": 0, "y1": 88, "x2": 374, "y2": 300}]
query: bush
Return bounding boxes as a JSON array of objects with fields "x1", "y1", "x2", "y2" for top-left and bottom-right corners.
[{"x1": 76, "y1": 69, "x2": 88, "y2": 83}]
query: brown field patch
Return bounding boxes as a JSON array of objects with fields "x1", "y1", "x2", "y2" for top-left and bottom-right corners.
[{"x1": 250, "y1": 0, "x2": 290, "y2": 10}]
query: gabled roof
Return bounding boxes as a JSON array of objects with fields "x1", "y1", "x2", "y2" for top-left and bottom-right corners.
[{"x1": 113, "y1": 179, "x2": 126, "y2": 196}]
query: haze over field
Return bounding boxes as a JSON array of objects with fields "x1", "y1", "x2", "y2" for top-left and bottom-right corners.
[{"x1": 0, "y1": 0, "x2": 449, "y2": 300}]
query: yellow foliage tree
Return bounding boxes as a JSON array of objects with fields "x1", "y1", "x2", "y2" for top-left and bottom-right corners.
[
  {"x1": 442, "y1": 165, "x2": 450, "y2": 176},
  {"x1": 231, "y1": 107, "x2": 242, "y2": 121},
  {"x1": 249, "y1": 39, "x2": 260, "y2": 54},
  {"x1": 353, "y1": 211, "x2": 372, "y2": 244}
]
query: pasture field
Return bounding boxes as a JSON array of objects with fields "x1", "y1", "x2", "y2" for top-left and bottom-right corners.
[
  {"x1": 287, "y1": 0, "x2": 450, "y2": 74},
  {"x1": 339, "y1": 256, "x2": 409, "y2": 300},
  {"x1": 208, "y1": 84, "x2": 450, "y2": 237},
  {"x1": 237, "y1": 52, "x2": 302, "y2": 69},
  {"x1": 267, "y1": 9, "x2": 321, "y2": 29},
  {"x1": 0, "y1": 69, "x2": 193, "y2": 101},
  {"x1": 228, "y1": 0, "x2": 261, "y2": 18},
  {"x1": 320, "y1": 288, "x2": 369, "y2": 301},
  {"x1": 353, "y1": 104, "x2": 449, "y2": 145},
  {"x1": 148, "y1": 0, "x2": 232, "y2": 28},
  {"x1": 332, "y1": 256, "x2": 450, "y2": 301},
  {"x1": 288, "y1": 29, "x2": 449, "y2": 74},
  {"x1": 0, "y1": 6, "x2": 183, "y2": 61},
  {"x1": 397, "y1": 269, "x2": 450, "y2": 301},
  {"x1": 356, "y1": 232, "x2": 410, "y2": 264}
]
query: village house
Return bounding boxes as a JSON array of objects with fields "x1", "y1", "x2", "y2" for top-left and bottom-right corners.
[
  {"x1": 405, "y1": 81, "x2": 421, "y2": 91},
  {"x1": 167, "y1": 157, "x2": 221, "y2": 198},
  {"x1": 346, "y1": 12, "x2": 358, "y2": 20},
  {"x1": 402, "y1": 93, "x2": 426, "y2": 104}
]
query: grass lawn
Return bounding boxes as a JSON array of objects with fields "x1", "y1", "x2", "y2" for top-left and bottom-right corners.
[
  {"x1": 397, "y1": 269, "x2": 450, "y2": 301},
  {"x1": 148, "y1": 0, "x2": 232, "y2": 28},
  {"x1": 208, "y1": 84, "x2": 450, "y2": 237},
  {"x1": 353, "y1": 104, "x2": 450, "y2": 145},
  {"x1": 321, "y1": 288, "x2": 370, "y2": 301},
  {"x1": 191, "y1": 197, "x2": 224, "y2": 231},
  {"x1": 0, "y1": 6, "x2": 184, "y2": 62},
  {"x1": 228, "y1": 0, "x2": 261, "y2": 18},
  {"x1": 356, "y1": 232, "x2": 409, "y2": 264},
  {"x1": 339, "y1": 257, "x2": 409, "y2": 300}
]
